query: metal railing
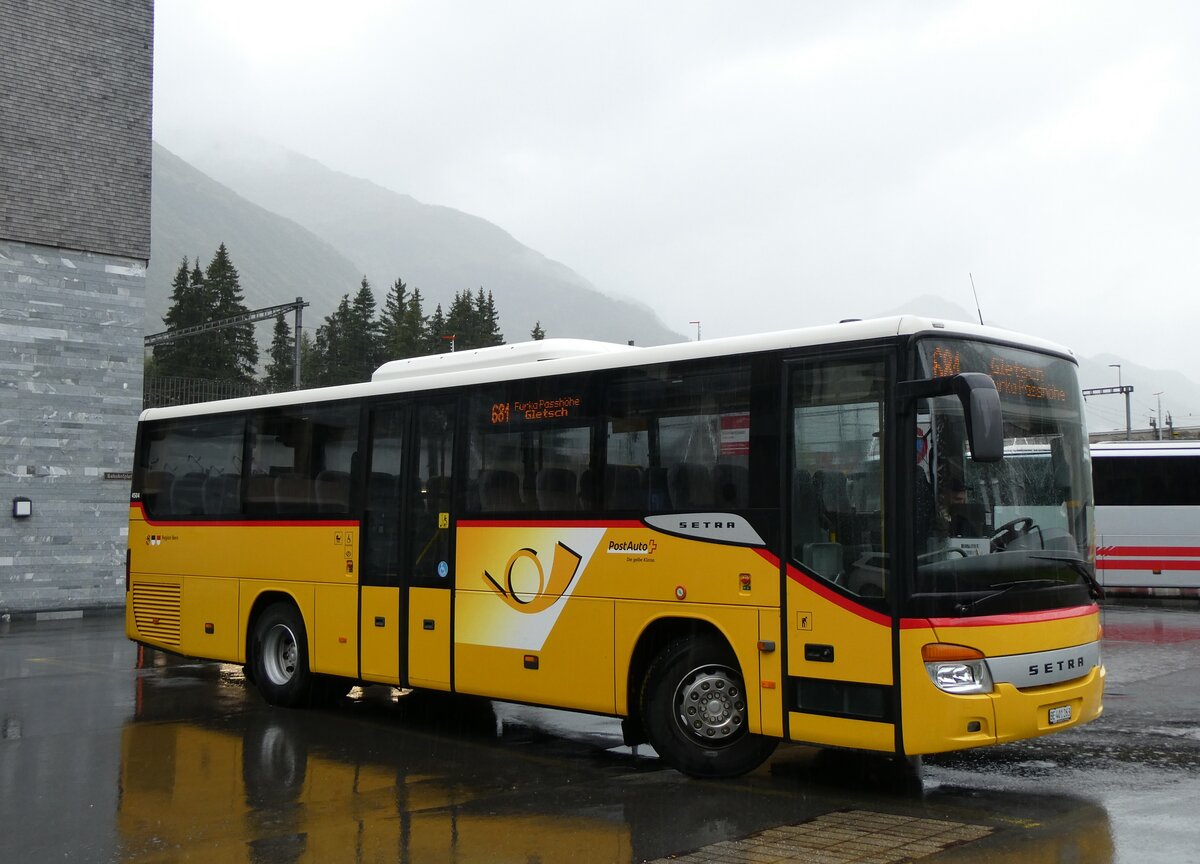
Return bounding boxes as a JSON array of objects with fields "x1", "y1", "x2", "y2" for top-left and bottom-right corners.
[{"x1": 143, "y1": 376, "x2": 266, "y2": 409}]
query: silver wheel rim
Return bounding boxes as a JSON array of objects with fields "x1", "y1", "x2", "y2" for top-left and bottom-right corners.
[
  {"x1": 262, "y1": 623, "x2": 299, "y2": 686},
  {"x1": 674, "y1": 663, "x2": 746, "y2": 748}
]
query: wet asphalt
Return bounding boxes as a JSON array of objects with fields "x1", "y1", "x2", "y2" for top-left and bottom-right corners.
[{"x1": 0, "y1": 603, "x2": 1197, "y2": 863}]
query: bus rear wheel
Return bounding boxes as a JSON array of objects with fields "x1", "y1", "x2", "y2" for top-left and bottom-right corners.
[
  {"x1": 641, "y1": 636, "x2": 777, "y2": 778},
  {"x1": 251, "y1": 602, "x2": 314, "y2": 708}
]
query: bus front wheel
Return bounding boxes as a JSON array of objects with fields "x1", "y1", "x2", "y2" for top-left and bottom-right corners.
[
  {"x1": 251, "y1": 602, "x2": 314, "y2": 708},
  {"x1": 641, "y1": 636, "x2": 777, "y2": 778}
]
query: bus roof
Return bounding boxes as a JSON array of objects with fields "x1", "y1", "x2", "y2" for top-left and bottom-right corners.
[
  {"x1": 1090, "y1": 440, "x2": 1200, "y2": 457},
  {"x1": 138, "y1": 315, "x2": 1077, "y2": 422}
]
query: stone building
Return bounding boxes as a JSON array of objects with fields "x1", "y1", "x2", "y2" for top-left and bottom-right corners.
[{"x1": 0, "y1": 0, "x2": 153, "y2": 614}]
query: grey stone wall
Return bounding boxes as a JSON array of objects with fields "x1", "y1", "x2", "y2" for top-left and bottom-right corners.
[
  {"x1": 0, "y1": 240, "x2": 145, "y2": 613},
  {"x1": 0, "y1": 0, "x2": 153, "y2": 260}
]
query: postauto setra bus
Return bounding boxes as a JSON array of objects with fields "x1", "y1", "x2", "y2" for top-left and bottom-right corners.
[{"x1": 127, "y1": 316, "x2": 1104, "y2": 777}]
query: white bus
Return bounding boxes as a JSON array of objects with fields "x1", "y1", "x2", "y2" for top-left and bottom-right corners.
[{"x1": 1091, "y1": 441, "x2": 1200, "y2": 596}]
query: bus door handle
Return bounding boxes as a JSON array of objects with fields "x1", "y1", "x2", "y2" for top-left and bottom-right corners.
[{"x1": 804, "y1": 644, "x2": 834, "y2": 663}]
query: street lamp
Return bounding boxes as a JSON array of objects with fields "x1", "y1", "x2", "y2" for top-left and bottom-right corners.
[
  {"x1": 689, "y1": 321, "x2": 701, "y2": 341},
  {"x1": 1108, "y1": 363, "x2": 1121, "y2": 389}
]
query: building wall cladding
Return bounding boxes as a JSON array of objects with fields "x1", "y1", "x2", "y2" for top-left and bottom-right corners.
[
  {"x1": 0, "y1": 0, "x2": 151, "y2": 613},
  {"x1": 0, "y1": 0, "x2": 153, "y2": 260},
  {"x1": 0, "y1": 241, "x2": 145, "y2": 613}
]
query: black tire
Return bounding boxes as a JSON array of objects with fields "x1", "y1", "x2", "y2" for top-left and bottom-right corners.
[
  {"x1": 641, "y1": 636, "x2": 777, "y2": 778},
  {"x1": 250, "y1": 601, "x2": 314, "y2": 708}
]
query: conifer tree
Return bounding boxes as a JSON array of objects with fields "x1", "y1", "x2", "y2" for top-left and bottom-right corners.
[
  {"x1": 263, "y1": 315, "x2": 295, "y2": 391},
  {"x1": 153, "y1": 258, "x2": 201, "y2": 376},
  {"x1": 531, "y1": 321, "x2": 545, "y2": 341},
  {"x1": 477, "y1": 287, "x2": 503, "y2": 347},
  {"x1": 203, "y1": 243, "x2": 258, "y2": 383},
  {"x1": 310, "y1": 277, "x2": 382, "y2": 385},
  {"x1": 426, "y1": 303, "x2": 448, "y2": 353},
  {"x1": 153, "y1": 246, "x2": 257, "y2": 383},
  {"x1": 380, "y1": 277, "x2": 434, "y2": 359}
]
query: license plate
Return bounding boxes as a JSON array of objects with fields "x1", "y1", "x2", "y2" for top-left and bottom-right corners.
[{"x1": 1048, "y1": 705, "x2": 1072, "y2": 725}]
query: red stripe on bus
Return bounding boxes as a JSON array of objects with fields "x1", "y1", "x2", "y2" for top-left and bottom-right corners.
[
  {"x1": 457, "y1": 519, "x2": 645, "y2": 529},
  {"x1": 756, "y1": 550, "x2": 891, "y2": 627},
  {"x1": 130, "y1": 502, "x2": 358, "y2": 529},
  {"x1": 1096, "y1": 558, "x2": 1200, "y2": 571},
  {"x1": 1096, "y1": 545, "x2": 1200, "y2": 558},
  {"x1": 923, "y1": 605, "x2": 1098, "y2": 628}
]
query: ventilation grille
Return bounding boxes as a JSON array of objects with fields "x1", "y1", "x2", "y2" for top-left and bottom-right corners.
[{"x1": 132, "y1": 583, "x2": 182, "y2": 646}]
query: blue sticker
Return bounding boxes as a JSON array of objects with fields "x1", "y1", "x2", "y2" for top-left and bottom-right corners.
[{"x1": 437, "y1": 560, "x2": 449, "y2": 579}]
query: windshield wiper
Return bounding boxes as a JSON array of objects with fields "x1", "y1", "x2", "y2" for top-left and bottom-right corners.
[
  {"x1": 1030, "y1": 553, "x2": 1105, "y2": 601},
  {"x1": 954, "y1": 579, "x2": 1062, "y2": 615}
]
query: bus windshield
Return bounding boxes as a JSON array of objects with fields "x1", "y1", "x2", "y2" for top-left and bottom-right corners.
[{"x1": 910, "y1": 339, "x2": 1098, "y2": 617}]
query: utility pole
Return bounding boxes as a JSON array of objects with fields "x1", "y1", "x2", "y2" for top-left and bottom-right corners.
[
  {"x1": 1154, "y1": 392, "x2": 1165, "y2": 440},
  {"x1": 1082, "y1": 382, "x2": 1135, "y2": 440},
  {"x1": 1109, "y1": 364, "x2": 1132, "y2": 439}
]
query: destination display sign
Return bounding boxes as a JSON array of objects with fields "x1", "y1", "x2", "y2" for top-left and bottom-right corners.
[
  {"x1": 491, "y1": 395, "x2": 583, "y2": 425},
  {"x1": 924, "y1": 342, "x2": 1070, "y2": 404}
]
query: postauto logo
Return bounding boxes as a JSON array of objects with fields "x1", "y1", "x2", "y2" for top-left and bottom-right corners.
[{"x1": 606, "y1": 538, "x2": 657, "y2": 555}]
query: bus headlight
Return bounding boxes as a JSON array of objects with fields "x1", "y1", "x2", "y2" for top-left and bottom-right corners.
[{"x1": 922, "y1": 643, "x2": 994, "y2": 694}]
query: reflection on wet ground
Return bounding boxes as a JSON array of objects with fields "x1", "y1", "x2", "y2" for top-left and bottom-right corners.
[{"x1": 2, "y1": 606, "x2": 1197, "y2": 862}]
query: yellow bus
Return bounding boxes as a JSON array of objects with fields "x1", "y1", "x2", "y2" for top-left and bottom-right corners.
[{"x1": 127, "y1": 316, "x2": 1105, "y2": 777}]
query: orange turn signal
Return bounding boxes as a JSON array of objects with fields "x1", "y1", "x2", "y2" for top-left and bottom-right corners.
[{"x1": 921, "y1": 643, "x2": 985, "y2": 663}]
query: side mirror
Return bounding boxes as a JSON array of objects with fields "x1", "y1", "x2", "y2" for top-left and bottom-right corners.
[
  {"x1": 897, "y1": 372, "x2": 1004, "y2": 464},
  {"x1": 952, "y1": 373, "x2": 1003, "y2": 463}
]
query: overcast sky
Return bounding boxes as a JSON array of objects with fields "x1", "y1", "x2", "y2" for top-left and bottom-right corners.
[{"x1": 153, "y1": 1, "x2": 1200, "y2": 416}]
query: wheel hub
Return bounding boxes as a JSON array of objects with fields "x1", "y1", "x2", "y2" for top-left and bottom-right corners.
[{"x1": 676, "y1": 664, "x2": 746, "y2": 746}]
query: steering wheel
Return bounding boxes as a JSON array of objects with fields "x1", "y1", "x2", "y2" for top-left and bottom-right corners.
[{"x1": 991, "y1": 516, "x2": 1035, "y2": 551}]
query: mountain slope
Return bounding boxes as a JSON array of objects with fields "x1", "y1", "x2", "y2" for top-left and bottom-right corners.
[
  {"x1": 176, "y1": 143, "x2": 682, "y2": 346},
  {"x1": 148, "y1": 144, "x2": 363, "y2": 331}
]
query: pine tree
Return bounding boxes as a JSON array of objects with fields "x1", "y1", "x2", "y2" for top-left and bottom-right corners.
[
  {"x1": 347, "y1": 276, "x2": 381, "y2": 379},
  {"x1": 152, "y1": 246, "x2": 257, "y2": 383},
  {"x1": 445, "y1": 290, "x2": 476, "y2": 350},
  {"x1": 153, "y1": 258, "x2": 201, "y2": 376},
  {"x1": 310, "y1": 277, "x2": 381, "y2": 386},
  {"x1": 531, "y1": 321, "x2": 545, "y2": 341},
  {"x1": 477, "y1": 288, "x2": 503, "y2": 347},
  {"x1": 203, "y1": 243, "x2": 258, "y2": 383},
  {"x1": 381, "y1": 277, "x2": 434, "y2": 359},
  {"x1": 263, "y1": 315, "x2": 295, "y2": 391},
  {"x1": 426, "y1": 303, "x2": 449, "y2": 353}
]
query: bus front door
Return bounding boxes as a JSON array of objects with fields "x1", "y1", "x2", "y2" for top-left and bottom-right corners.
[{"x1": 785, "y1": 355, "x2": 897, "y2": 754}]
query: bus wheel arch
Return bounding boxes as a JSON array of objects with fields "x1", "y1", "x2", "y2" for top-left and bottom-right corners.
[
  {"x1": 247, "y1": 594, "x2": 314, "y2": 708},
  {"x1": 631, "y1": 619, "x2": 776, "y2": 777}
]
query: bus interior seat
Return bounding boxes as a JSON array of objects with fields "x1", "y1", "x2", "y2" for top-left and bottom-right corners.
[
  {"x1": 604, "y1": 464, "x2": 644, "y2": 510},
  {"x1": 244, "y1": 474, "x2": 276, "y2": 515},
  {"x1": 315, "y1": 470, "x2": 351, "y2": 513},
  {"x1": 712, "y1": 463, "x2": 749, "y2": 509},
  {"x1": 202, "y1": 473, "x2": 241, "y2": 515},
  {"x1": 536, "y1": 467, "x2": 578, "y2": 511},
  {"x1": 479, "y1": 468, "x2": 523, "y2": 511},
  {"x1": 142, "y1": 470, "x2": 174, "y2": 514},
  {"x1": 275, "y1": 473, "x2": 311, "y2": 513},
  {"x1": 170, "y1": 472, "x2": 207, "y2": 516},
  {"x1": 802, "y1": 542, "x2": 843, "y2": 582},
  {"x1": 647, "y1": 467, "x2": 672, "y2": 511},
  {"x1": 669, "y1": 463, "x2": 712, "y2": 510}
]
